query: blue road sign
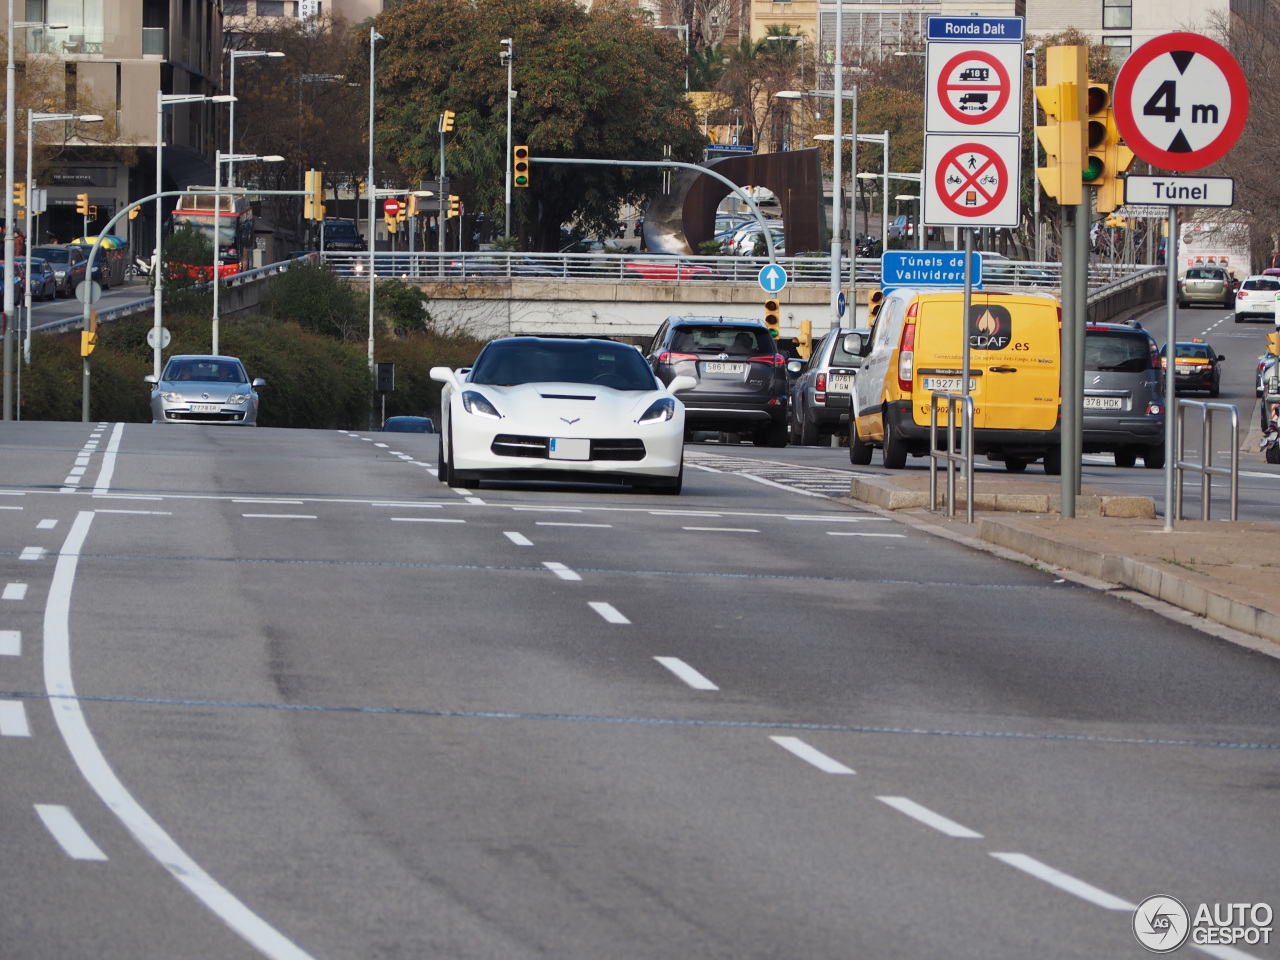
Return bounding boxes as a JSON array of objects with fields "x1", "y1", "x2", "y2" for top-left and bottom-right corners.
[
  {"x1": 927, "y1": 16, "x2": 1024, "y2": 42},
  {"x1": 758, "y1": 263, "x2": 788, "y2": 294},
  {"x1": 837, "y1": 291, "x2": 847, "y2": 318},
  {"x1": 881, "y1": 250, "x2": 982, "y2": 290}
]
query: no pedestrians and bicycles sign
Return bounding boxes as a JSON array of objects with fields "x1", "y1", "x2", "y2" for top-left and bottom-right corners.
[{"x1": 922, "y1": 15, "x2": 1024, "y2": 228}]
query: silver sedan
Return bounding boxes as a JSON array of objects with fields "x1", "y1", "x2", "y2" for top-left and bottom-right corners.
[{"x1": 145, "y1": 355, "x2": 264, "y2": 425}]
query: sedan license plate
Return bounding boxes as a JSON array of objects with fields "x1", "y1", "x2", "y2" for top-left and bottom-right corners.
[
  {"x1": 828, "y1": 374, "x2": 854, "y2": 392},
  {"x1": 921, "y1": 377, "x2": 976, "y2": 393},
  {"x1": 549, "y1": 437, "x2": 590, "y2": 461},
  {"x1": 1083, "y1": 396, "x2": 1123, "y2": 410},
  {"x1": 190, "y1": 404, "x2": 220, "y2": 413},
  {"x1": 702, "y1": 362, "x2": 744, "y2": 374}
]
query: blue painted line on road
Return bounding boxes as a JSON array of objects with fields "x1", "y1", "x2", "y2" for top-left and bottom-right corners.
[{"x1": 2, "y1": 690, "x2": 1276, "y2": 752}]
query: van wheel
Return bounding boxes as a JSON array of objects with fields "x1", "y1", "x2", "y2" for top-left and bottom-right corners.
[
  {"x1": 1144, "y1": 446, "x2": 1165, "y2": 469},
  {"x1": 1043, "y1": 446, "x2": 1062, "y2": 476},
  {"x1": 849, "y1": 427, "x2": 873, "y2": 465},
  {"x1": 882, "y1": 413, "x2": 908, "y2": 469},
  {"x1": 1004, "y1": 458, "x2": 1028, "y2": 473},
  {"x1": 1114, "y1": 448, "x2": 1137, "y2": 468},
  {"x1": 799, "y1": 411, "x2": 818, "y2": 446}
]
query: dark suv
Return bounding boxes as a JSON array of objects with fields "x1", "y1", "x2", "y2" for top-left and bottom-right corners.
[
  {"x1": 646, "y1": 316, "x2": 788, "y2": 446},
  {"x1": 1083, "y1": 323, "x2": 1165, "y2": 468},
  {"x1": 321, "y1": 218, "x2": 367, "y2": 252}
]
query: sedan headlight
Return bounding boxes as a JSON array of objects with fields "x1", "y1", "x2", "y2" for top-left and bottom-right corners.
[
  {"x1": 637, "y1": 397, "x2": 676, "y2": 423},
  {"x1": 461, "y1": 390, "x2": 502, "y2": 420},
  {"x1": 225, "y1": 394, "x2": 251, "y2": 405},
  {"x1": 160, "y1": 391, "x2": 185, "y2": 403}
]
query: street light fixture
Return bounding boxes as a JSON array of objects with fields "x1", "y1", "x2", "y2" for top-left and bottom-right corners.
[
  {"x1": 228, "y1": 50, "x2": 285, "y2": 191},
  {"x1": 212, "y1": 151, "x2": 283, "y2": 355}
]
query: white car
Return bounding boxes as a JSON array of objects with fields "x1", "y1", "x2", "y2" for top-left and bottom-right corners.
[
  {"x1": 1233, "y1": 275, "x2": 1280, "y2": 323},
  {"x1": 431, "y1": 337, "x2": 694, "y2": 493}
]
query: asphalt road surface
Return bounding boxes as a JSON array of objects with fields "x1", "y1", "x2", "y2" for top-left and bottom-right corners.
[{"x1": 1, "y1": 419, "x2": 1276, "y2": 959}]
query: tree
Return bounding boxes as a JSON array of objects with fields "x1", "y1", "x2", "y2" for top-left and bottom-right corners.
[{"x1": 367, "y1": 0, "x2": 707, "y2": 249}]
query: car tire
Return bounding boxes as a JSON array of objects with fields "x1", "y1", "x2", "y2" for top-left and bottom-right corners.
[
  {"x1": 1267, "y1": 444, "x2": 1280, "y2": 465},
  {"x1": 1004, "y1": 458, "x2": 1028, "y2": 473},
  {"x1": 1178, "y1": 300, "x2": 1189, "y2": 309},
  {"x1": 798, "y1": 410, "x2": 818, "y2": 446},
  {"x1": 1144, "y1": 446, "x2": 1165, "y2": 469},
  {"x1": 1209, "y1": 382, "x2": 1220, "y2": 398},
  {"x1": 440, "y1": 427, "x2": 460, "y2": 487},
  {"x1": 882, "y1": 411, "x2": 908, "y2": 469},
  {"x1": 647, "y1": 461, "x2": 683, "y2": 495},
  {"x1": 848, "y1": 427, "x2": 873, "y2": 465},
  {"x1": 1043, "y1": 446, "x2": 1062, "y2": 476},
  {"x1": 1114, "y1": 448, "x2": 1137, "y2": 468}
]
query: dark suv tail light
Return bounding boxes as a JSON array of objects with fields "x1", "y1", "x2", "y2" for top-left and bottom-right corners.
[
  {"x1": 659, "y1": 352, "x2": 698, "y2": 363},
  {"x1": 748, "y1": 354, "x2": 786, "y2": 366}
]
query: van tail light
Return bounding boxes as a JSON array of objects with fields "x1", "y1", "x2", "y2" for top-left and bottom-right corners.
[
  {"x1": 1147, "y1": 402, "x2": 1164, "y2": 416},
  {"x1": 815, "y1": 372, "x2": 826, "y2": 402},
  {"x1": 659, "y1": 352, "x2": 698, "y2": 364},
  {"x1": 897, "y1": 321, "x2": 916, "y2": 392},
  {"x1": 748, "y1": 354, "x2": 786, "y2": 366}
]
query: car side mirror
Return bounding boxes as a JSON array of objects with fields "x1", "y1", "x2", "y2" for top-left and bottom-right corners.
[
  {"x1": 143, "y1": 374, "x2": 157, "y2": 384},
  {"x1": 668, "y1": 375, "x2": 697, "y2": 394},
  {"x1": 843, "y1": 332, "x2": 866, "y2": 356},
  {"x1": 430, "y1": 365, "x2": 461, "y2": 388},
  {"x1": 786, "y1": 359, "x2": 805, "y2": 374},
  {"x1": 252, "y1": 378, "x2": 266, "y2": 388},
  {"x1": 1217, "y1": 355, "x2": 1226, "y2": 361}
]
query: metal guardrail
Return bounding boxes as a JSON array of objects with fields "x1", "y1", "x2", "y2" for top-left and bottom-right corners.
[
  {"x1": 1174, "y1": 400, "x2": 1239, "y2": 522},
  {"x1": 1085, "y1": 264, "x2": 1166, "y2": 304},
  {"x1": 928, "y1": 391, "x2": 975, "y2": 524}
]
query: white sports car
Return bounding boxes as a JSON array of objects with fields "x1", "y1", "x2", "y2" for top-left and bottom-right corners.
[{"x1": 430, "y1": 337, "x2": 694, "y2": 493}]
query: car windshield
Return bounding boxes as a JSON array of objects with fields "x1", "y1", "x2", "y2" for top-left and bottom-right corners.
[
  {"x1": 1174, "y1": 343, "x2": 1213, "y2": 360},
  {"x1": 1086, "y1": 332, "x2": 1152, "y2": 372},
  {"x1": 471, "y1": 339, "x2": 656, "y2": 390},
  {"x1": 669, "y1": 325, "x2": 775, "y2": 356},
  {"x1": 36, "y1": 248, "x2": 68, "y2": 263},
  {"x1": 1243, "y1": 278, "x2": 1280, "y2": 291},
  {"x1": 1184, "y1": 269, "x2": 1222, "y2": 280},
  {"x1": 162, "y1": 359, "x2": 248, "y2": 383},
  {"x1": 326, "y1": 222, "x2": 359, "y2": 238}
]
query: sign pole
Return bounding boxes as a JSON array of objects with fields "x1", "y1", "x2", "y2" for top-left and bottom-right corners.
[
  {"x1": 1164, "y1": 204, "x2": 1178, "y2": 531},
  {"x1": 1074, "y1": 190, "x2": 1089, "y2": 496},
  {"x1": 1059, "y1": 203, "x2": 1076, "y2": 517},
  {"x1": 961, "y1": 230, "x2": 972, "y2": 403}
]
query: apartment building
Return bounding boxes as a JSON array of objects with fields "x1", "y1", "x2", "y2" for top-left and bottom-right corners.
[{"x1": 1024, "y1": 0, "x2": 1229, "y2": 61}]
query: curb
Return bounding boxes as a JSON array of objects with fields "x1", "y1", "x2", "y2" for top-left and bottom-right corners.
[{"x1": 848, "y1": 477, "x2": 1155, "y2": 518}]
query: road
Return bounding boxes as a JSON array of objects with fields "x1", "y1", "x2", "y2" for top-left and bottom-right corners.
[
  {"x1": 1, "y1": 417, "x2": 1276, "y2": 958},
  {"x1": 27, "y1": 276, "x2": 153, "y2": 331}
]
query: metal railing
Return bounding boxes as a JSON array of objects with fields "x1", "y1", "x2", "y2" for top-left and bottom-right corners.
[
  {"x1": 1174, "y1": 400, "x2": 1239, "y2": 522},
  {"x1": 928, "y1": 391, "x2": 975, "y2": 523}
]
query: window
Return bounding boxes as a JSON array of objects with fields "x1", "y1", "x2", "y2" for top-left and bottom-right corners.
[
  {"x1": 1102, "y1": 36, "x2": 1131, "y2": 65},
  {"x1": 255, "y1": 0, "x2": 284, "y2": 16},
  {"x1": 224, "y1": 0, "x2": 248, "y2": 14},
  {"x1": 1102, "y1": 0, "x2": 1132, "y2": 28}
]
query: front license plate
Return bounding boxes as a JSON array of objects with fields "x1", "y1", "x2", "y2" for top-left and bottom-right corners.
[
  {"x1": 1083, "y1": 396, "x2": 1123, "y2": 410},
  {"x1": 828, "y1": 374, "x2": 854, "y2": 392},
  {"x1": 921, "y1": 377, "x2": 976, "y2": 393},
  {"x1": 549, "y1": 437, "x2": 590, "y2": 461},
  {"x1": 190, "y1": 404, "x2": 220, "y2": 413},
  {"x1": 702, "y1": 363, "x2": 745, "y2": 374}
]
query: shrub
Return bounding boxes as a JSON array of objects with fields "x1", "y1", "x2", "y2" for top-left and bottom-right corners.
[{"x1": 261, "y1": 261, "x2": 365, "y2": 341}]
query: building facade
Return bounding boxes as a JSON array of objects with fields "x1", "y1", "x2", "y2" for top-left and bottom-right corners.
[{"x1": 1024, "y1": 0, "x2": 1229, "y2": 62}]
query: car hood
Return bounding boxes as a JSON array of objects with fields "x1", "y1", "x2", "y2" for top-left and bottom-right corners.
[
  {"x1": 157, "y1": 381, "x2": 250, "y2": 401},
  {"x1": 464, "y1": 381, "x2": 675, "y2": 430}
]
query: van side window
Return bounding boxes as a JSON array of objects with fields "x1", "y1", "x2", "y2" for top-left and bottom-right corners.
[{"x1": 874, "y1": 300, "x2": 903, "y2": 350}]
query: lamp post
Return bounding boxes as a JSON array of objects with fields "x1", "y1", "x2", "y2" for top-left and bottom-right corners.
[
  {"x1": 367, "y1": 29, "x2": 382, "y2": 382},
  {"x1": 153, "y1": 93, "x2": 234, "y2": 379},
  {"x1": 766, "y1": 35, "x2": 804, "y2": 150},
  {"x1": 500, "y1": 38, "x2": 514, "y2": 239},
  {"x1": 228, "y1": 50, "x2": 284, "y2": 192},
  {"x1": 212, "y1": 151, "x2": 282, "y2": 355}
]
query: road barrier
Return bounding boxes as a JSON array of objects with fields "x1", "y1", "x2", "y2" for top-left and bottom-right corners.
[
  {"x1": 1175, "y1": 400, "x2": 1239, "y2": 522},
  {"x1": 929, "y1": 391, "x2": 975, "y2": 523}
]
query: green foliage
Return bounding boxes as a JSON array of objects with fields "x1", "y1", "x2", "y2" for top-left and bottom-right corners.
[
  {"x1": 374, "y1": 330, "x2": 485, "y2": 421},
  {"x1": 262, "y1": 261, "x2": 366, "y2": 341},
  {"x1": 489, "y1": 235, "x2": 520, "y2": 251},
  {"x1": 162, "y1": 223, "x2": 214, "y2": 293},
  {"x1": 697, "y1": 239, "x2": 724, "y2": 256},
  {"x1": 376, "y1": 278, "x2": 431, "y2": 335}
]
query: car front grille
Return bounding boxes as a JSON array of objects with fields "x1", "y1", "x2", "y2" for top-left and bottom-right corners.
[
  {"x1": 165, "y1": 411, "x2": 245, "y2": 422},
  {"x1": 491, "y1": 434, "x2": 646, "y2": 461}
]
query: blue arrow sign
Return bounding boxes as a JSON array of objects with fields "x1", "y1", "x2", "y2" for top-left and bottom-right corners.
[
  {"x1": 758, "y1": 263, "x2": 788, "y2": 294},
  {"x1": 837, "y1": 292, "x2": 847, "y2": 318}
]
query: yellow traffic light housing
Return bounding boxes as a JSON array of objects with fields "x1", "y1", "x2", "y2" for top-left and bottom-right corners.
[
  {"x1": 12, "y1": 181, "x2": 25, "y2": 208},
  {"x1": 356, "y1": 178, "x2": 366, "y2": 196},
  {"x1": 1268, "y1": 332, "x2": 1280, "y2": 357},
  {"x1": 384, "y1": 211, "x2": 397, "y2": 234},
  {"x1": 447, "y1": 195, "x2": 460, "y2": 219},
  {"x1": 1034, "y1": 45, "x2": 1087, "y2": 206},
  {"x1": 128, "y1": 205, "x2": 140, "y2": 220},
  {"x1": 395, "y1": 203, "x2": 406, "y2": 224},
  {"x1": 1084, "y1": 83, "x2": 1135, "y2": 214},
  {"x1": 513, "y1": 145, "x2": 529, "y2": 188},
  {"x1": 439, "y1": 110, "x2": 455, "y2": 133},
  {"x1": 797, "y1": 319, "x2": 813, "y2": 359},
  {"x1": 303, "y1": 169, "x2": 325, "y2": 221},
  {"x1": 80, "y1": 313, "x2": 97, "y2": 356},
  {"x1": 765, "y1": 298, "x2": 780, "y2": 338},
  {"x1": 867, "y1": 289, "x2": 886, "y2": 325},
  {"x1": 75, "y1": 192, "x2": 90, "y2": 216},
  {"x1": 406, "y1": 194, "x2": 418, "y2": 218}
]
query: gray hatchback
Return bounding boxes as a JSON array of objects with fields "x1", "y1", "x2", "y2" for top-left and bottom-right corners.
[{"x1": 1082, "y1": 324, "x2": 1165, "y2": 468}]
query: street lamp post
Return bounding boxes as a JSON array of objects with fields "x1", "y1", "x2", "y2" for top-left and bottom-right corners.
[
  {"x1": 227, "y1": 50, "x2": 284, "y2": 192},
  {"x1": 830, "y1": 0, "x2": 844, "y2": 330},
  {"x1": 367, "y1": 29, "x2": 382, "y2": 384},
  {"x1": 500, "y1": 38, "x2": 514, "y2": 239},
  {"x1": 212, "y1": 151, "x2": 282, "y2": 355}
]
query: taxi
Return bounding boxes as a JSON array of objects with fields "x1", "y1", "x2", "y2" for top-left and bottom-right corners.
[{"x1": 1159, "y1": 337, "x2": 1225, "y2": 397}]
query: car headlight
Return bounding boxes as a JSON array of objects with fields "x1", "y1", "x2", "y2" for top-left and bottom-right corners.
[
  {"x1": 461, "y1": 390, "x2": 502, "y2": 420},
  {"x1": 160, "y1": 392, "x2": 185, "y2": 403},
  {"x1": 226, "y1": 394, "x2": 251, "y2": 405},
  {"x1": 637, "y1": 397, "x2": 676, "y2": 423}
]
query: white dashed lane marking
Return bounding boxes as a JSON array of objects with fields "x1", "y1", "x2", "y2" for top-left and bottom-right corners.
[
  {"x1": 390, "y1": 517, "x2": 465, "y2": 524},
  {"x1": 0, "y1": 700, "x2": 31, "y2": 737},
  {"x1": 769, "y1": 736, "x2": 855, "y2": 774},
  {"x1": 240, "y1": 514, "x2": 317, "y2": 520},
  {"x1": 504, "y1": 532, "x2": 532, "y2": 546},
  {"x1": 989, "y1": 853, "x2": 1134, "y2": 911},
  {"x1": 37, "y1": 519, "x2": 57, "y2": 530},
  {"x1": 2, "y1": 583, "x2": 28, "y2": 601},
  {"x1": 19, "y1": 547, "x2": 46, "y2": 561},
  {"x1": 682, "y1": 526, "x2": 759, "y2": 533},
  {"x1": 654, "y1": 657, "x2": 719, "y2": 691},
  {"x1": 877, "y1": 796, "x2": 983, "y2": 838},
  {"x1": 536, "y1": 522, "x2": 613, "y2": 529},
  {"x1": 0, "y1": 630, "x2": 19, "y2": 655},
  {"x1": 588, "y1": 602, "x2": 630, "y2": 624},
  {"x1": 34, "y1": 805, "x2": 108, "y2": 861},
  {"x1": 542, "y1": 562, "x2": 582, "y2": 581},
  {"x1": 827, "y1": 532, "x2": 906, "y2": 538}
]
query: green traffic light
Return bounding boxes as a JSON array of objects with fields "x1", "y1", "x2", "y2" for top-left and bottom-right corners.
[
  {"x1": 515, "y1": 174, "x2": 527, "y2": 186},
  {"x1": 1082, "y1": 156, "x2": 1105, "y2": 182}
]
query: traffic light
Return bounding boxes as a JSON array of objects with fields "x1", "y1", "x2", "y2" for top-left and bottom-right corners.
[
  {"x1": 1083, "y1": 81, "x2": 1135, "y2": 214},
  {"x1": 1268, "y1": 332, "x2": 1280, "y2": 357},
  {"x1": 439, "y1": 110, "x2": 455, "y2": 133},
  {"x1": 384, "y1": 210, "x2": 397, "y2": 234},
  {"x1": 513, "y1": 145, "x2": 529, "y2": 187},
  {"x1": 75, "y1": 192, "x2": 90, "y2": 216},
  {"x1": 303, "y1": 169, "x2": 324, "y2": 220},
  {"x1": 12, "y1": 182, "x2": 25, "y2": 208},
  {"x1": 356, "y1": 178, "x2": 366, "y2": 196},
  {"x1": 406, "y1": 194, "x2": 418, "y2": 218},
  {"x1": 797, "y1": 319, "x2": 813, "y2": 359},
  {"x1": 765, "y1": 297, "x2": 780, "y2": 338},
  {"x1": 128, "y1": 205, "x2": 140, "y2": 220},
  {"x1": 447, "y1": 195, "x2": 460, "y2": 219},
  {"x1": 80, "y1": 310, "x2": 97, "y2": 356},
  {"x1": 395, "y1": 203, "x2": 406, "y2": 224},
  {"x1": 1034, "y1": 45, "x2": 1087, "y2": 206},
  {"x1": 867, "y1": 289, "x2": 886, "y2": 325}
]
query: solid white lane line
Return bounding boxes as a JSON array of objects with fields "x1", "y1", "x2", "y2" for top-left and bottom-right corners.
[
  {"x1": 535, "y1": 521, "x2": 613, "y2": 528},
  {"x1": 0, "y1": 505, "x2": 21, "y2": 510},
  {"x1": 0, "y1": 700, "x2": 31, "y2": 736},
  {"x1": 654, "y1": 657, "x2": 719, "y2": 691},
  {"x1": 95, "y1": 493, "x2": 162, "y2": 501},
  {"x1": 35, "y1": 805, "x2": 108, "y2": 861},
  {"x1": 588, "y1": 602, "x2": 630, "y2": 624},
  {"x1": 44, "y1": 511, "x2": 319, "y2": 958},
  {"x1": 504, "y1": 532, "x2": 533, "y2": 546},
  {"x1": 649, "y1": 511, "x2": 722, "y2": 517},
  {"x1": 682, "y1": 526, "x2": 759, "y2": 533},
  {"x1": 92, "y1": 423, "x2": 124, "y2": 495},
  {"x1": 0, "y1": 630, "x2": 19, "y2": 655},
  {"x1": 240, "y1": 514, "x2": 317, "y2": 520},
  {"x1": 769, "y1": 736, "x2": 855, "y2": 774},
  {"x1": 38, "y1": 519, "x2": 57, "y2": 529},
  {"x1": 19, "y1": 547, "x2": 46, "y2": 561},
  {"x1": 877, "y1": 796, "x2": 983, "y2": 838},
  {"x1": 786, "y1": 516, "x2": 885, "y2": 523},
  {"x1": 3, "y1": 583, "x2": 28, "y2": 601},
  {"x1": 233, "y1": 499, "x2": 305, "y2": 505},
  {"x1": 514, "y1": 506, "x2": 582, "y2": 513},
  {"x1": 94, "y1": 509, "x2": 173, "y2": 516},
  {"x1": 390, "y1": 517, "x2": 465, "y2": 524},
  {"x1": 543, "y1": 562, "x2": 582, "y2": 581},
  {"x1": 827, "y1": 532, "x2": 907, "y2": 538},
  {"x1": 989, "y1": 853, "x2": 1135, "y2": 911},
  {"x1": 371, "y1": 502, "x2": 442, "y2": 508}
]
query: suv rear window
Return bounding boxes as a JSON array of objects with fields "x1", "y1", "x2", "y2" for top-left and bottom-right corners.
[
  {"x1": 1085, "y1": 331, "x2": 1153, "y2": 372},
  {"x1": 1184, "y1": 268, "x2": 1224, "y2": 280},
  {"x1": 670, "y1": 325, "x2": 774, "y2": 355}
]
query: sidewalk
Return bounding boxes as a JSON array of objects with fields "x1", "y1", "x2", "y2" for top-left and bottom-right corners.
[{"x1": 846, "y1": 471, "x2": 1280, "y2": 655}]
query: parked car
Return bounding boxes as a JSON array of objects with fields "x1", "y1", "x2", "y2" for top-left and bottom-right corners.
[
  {"x1": 1233, "y1": 275, "x2": 1280, "y2": 323},
  {"x1": 145, "y1": 355, "x2": 265, "y2": 425},
  {"x1": 646, "y1": 315, "x2": 789, "y2": 447},
  {"x1": 320, "y1": 218, "x2": 367, "y2": 252},
  {"x1": 622, "y1": 256, "x2": 716, "y2": 280},
  {"x1": 1257, "y1": 352, "x2": 1276, "y2": 398},
  {"x1": 382, "y1": 416, "x2": 436, "y2": 433},
  {"x1": 1177, "y1": 266, "x2": 1234, "y2": 308},
  {"x1": 30, "y1": 244, "x2": 86, "y2": 297},
  {"x1": 787, "y1": 327, "x2": 868, "y2": 445},
  {"x1": 1082, "y1": 323, "x2": 1165, "y2": 468},
  {"x1": 24, "y1": 257, "x2": 57, "y2": 301},
  {"x1": 66, "y1": 243, "x2": 111, "y2": 289}
]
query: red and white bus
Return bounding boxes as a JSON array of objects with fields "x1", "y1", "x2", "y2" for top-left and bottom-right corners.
[{"x1": 172, "y1": 190, "x2": 255, "y2": 279}]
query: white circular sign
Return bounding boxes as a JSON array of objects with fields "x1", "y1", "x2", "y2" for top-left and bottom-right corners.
[
  {"x1": 1132, "y1": 895, "x2": 1191, "y2": 953},
  {"x1": 75, "y1": 280, "x2": 102, "y2": 305},
  {"x1": 145, "y1": 326, "x2": 171, "y2": 349}
]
